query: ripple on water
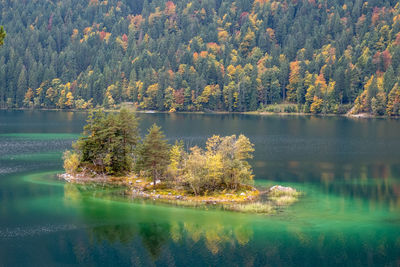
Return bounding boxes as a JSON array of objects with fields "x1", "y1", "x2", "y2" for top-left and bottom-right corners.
[
  {"x1": 0, "y1": 138, "x2": 76, "y2": 157},
  {"x1": 0, "y1": 133, "x2": 78, "y2": 176},
  {"x1": 0, "y1": 167, "x2": 18, "y2": 175},
  {"x1": 0, "y1": 224, "x2": 79, "y2": 239}
]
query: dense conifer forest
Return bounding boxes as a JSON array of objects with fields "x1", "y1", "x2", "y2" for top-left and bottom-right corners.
[{"x1": 1, "y1": 0, "x2": 400, "y2": 115}]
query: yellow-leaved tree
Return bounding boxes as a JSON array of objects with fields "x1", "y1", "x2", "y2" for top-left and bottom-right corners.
[{"x1": 286, "y1": 61, "x2": 302, "y2": 103}]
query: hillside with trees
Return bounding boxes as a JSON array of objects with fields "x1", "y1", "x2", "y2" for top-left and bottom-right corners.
[{"x1": 1, "y1": 0, "x2": 400, "y2": 115}]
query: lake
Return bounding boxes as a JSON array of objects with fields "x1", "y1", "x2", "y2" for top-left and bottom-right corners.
[{"x1": 1, "y1": 110, "x2": 400, "y2": 266}]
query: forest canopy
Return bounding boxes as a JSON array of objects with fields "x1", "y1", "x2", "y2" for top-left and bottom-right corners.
[{"x1": 1, "y1": 0, "x2": 400, "y2": 115}]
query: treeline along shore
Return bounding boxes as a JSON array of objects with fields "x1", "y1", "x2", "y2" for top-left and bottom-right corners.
[{"x1": 1, "y1": 0, "x2": 400, "y2": 117}]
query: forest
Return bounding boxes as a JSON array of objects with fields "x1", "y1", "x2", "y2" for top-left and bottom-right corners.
[{"x1": 1, "y1": 0, "x2": 400, "y2": 115}]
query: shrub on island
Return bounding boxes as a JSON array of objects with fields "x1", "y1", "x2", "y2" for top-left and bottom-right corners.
[{"x1": 166, "y1": 134, "x2": 254, "y2": 195}]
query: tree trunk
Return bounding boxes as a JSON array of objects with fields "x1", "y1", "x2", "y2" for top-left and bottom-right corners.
[
  {"x1": 153, "y1": 162, "x2": 156, "y2": 188},
  {"x1": 190, "y1": 184, "x2": 197, "y2": 195}
]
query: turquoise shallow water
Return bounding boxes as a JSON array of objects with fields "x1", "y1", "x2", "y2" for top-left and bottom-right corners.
[{"x1": 0, "y1": 110, "x2": 400, "y2": 266}]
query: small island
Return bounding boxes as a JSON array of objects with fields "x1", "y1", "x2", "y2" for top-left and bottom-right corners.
[{"x1": 61, "y1": 108, "x2": 300, "y2": 214}]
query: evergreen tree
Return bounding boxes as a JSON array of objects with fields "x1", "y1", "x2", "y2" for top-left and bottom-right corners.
[
  {"x1": 75, "y1": 108, "x2": 140, "y2": 175},
  {"x1": 17, "y1": 67, "x2": 28, "y2": 106},
  {"x1": 136, "y1": 124, "x2": 170, "y2": 186},
  {"x1": 383, "y1": 66, "x2": 396, "y2": 94}
]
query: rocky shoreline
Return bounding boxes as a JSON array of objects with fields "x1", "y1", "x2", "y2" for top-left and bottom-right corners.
[
  {"x1": 58, "y1": 173, "x2": 300, "y2": 213},
  {"x1": 59, "y1": 173, "x2": 260, "y2": 203}
]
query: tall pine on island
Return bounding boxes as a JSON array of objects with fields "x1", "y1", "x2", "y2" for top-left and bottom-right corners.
[{"x1": 136, "y1": 124, "x2": 171, "y2": 188}]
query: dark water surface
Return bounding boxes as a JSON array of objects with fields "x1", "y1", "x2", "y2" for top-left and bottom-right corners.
[{"x1": 1, "y1": 110, "x2": 400, "y2": 266}]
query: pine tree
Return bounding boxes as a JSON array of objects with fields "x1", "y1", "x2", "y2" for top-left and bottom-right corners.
[
  {"x1": 17, "y1": 67, "x2": 28, "y2": 106},
  {"x1": 74, "y1": 108, "x2": 140, "y2": 175},
  {"x1": 136, "y1": 124, "x2": 170, "y2": 186},
  {"x1": 383, "y1": 66, "x2": 396, "y2": 94},
  {"x1": 116, "y1": 108, "x2": 140, "y2": 169}
]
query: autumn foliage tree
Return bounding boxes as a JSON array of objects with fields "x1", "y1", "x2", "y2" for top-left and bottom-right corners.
[
  {"x1": 167, "y1": 135, "x2": 255, "y2": 195},
  {"x1": 0, "y1": 26, "x2": 5, "y2": 46},
  {"x1": 286, "y1": 61, "x2": 302, "y2": 103},
  {"x1": 386, "y1": 83, "x2": 400, "y2": 116}
]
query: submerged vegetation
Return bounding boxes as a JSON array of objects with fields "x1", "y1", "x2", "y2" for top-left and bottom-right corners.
[{"x1": 62, "y1": 108, "x2": 300, "y2": 213}]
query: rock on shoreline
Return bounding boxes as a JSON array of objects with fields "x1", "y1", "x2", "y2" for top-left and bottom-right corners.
[{"x1": 269, "y1": 185, "x2": 296, "y2": 193}]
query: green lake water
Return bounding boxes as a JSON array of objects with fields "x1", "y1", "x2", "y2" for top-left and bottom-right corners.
[{"x1": 1, "y1": 110, "x2": 400, "y2": 266}]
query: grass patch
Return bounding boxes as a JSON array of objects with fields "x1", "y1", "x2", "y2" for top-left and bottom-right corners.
[
  {"x1": 227, "y1": 202, "x2": 275, "y2": 214},
  {"x1": 259, "y1": 103, "x2": 299, "y2": 113},
  {"x1": 270, "y1": 195, "x2": 299, "y2": 206},
  {"x1": 268, "y1": 185, "x2": 301, "y2": 206}
]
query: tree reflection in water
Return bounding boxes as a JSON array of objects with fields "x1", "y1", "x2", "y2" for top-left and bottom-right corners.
[
  {"x1": 63, "y1": 183, "x2": 254, "y2": 258},
  {"x1": 62, "y1": 181, "x2": 400, "y2": 266}
]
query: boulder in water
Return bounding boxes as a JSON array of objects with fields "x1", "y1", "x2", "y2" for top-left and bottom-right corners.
[{"x1": 269, "y1": 185, "x2": 296, "y2": 193}]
